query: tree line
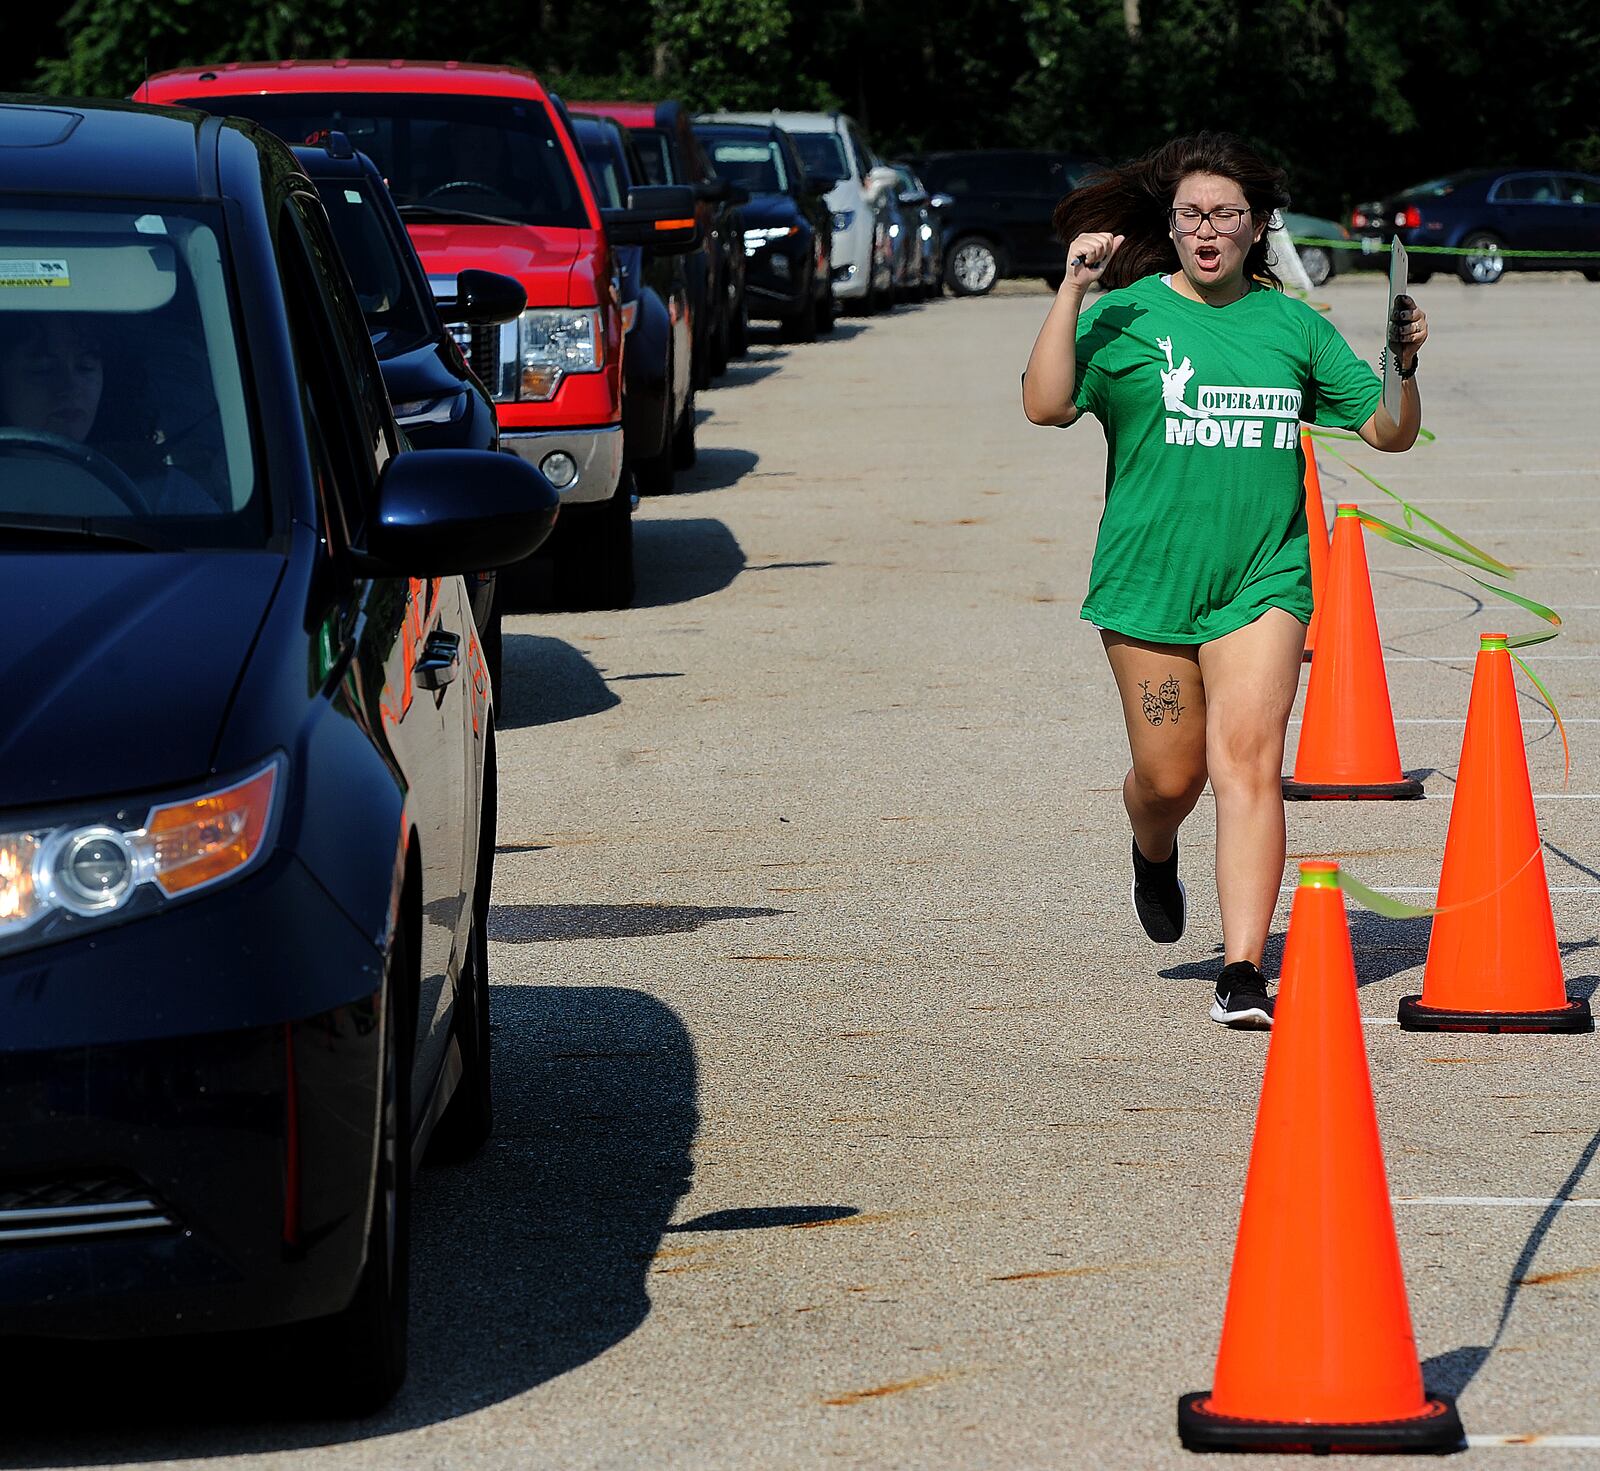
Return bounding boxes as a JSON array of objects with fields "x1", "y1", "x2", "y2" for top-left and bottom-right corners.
[{"x1": 9, "y1": 0, "x2": 1598, "y2": 217}]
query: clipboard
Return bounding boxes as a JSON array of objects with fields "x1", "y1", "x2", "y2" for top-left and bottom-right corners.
[{"x1": 1382, "y1": 237, "x2": 1408, "y2": 421}]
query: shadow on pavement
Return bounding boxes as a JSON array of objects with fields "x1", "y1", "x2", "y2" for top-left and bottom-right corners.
[
  {"x1": 667, "y1": 1205, "x2": 858, "y2": 1232},
  {"x1": 496, "y1": 635, "x2": 620, "y2": 730},
  {"x1": 675, "y1": 446, "x2": 759, "y2": 494},
  {"x1": 632, "y1": 518, "x2": 746, "y2": 607},
  {"x1": 490, "y1": 902, "x2": 787, "y2": 942},
  {"x1": 0, "y1": 986, "x2": 698, "y2": 1461}
]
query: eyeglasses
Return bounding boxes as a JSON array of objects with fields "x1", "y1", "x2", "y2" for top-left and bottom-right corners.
[{"x1": 1169, "y1": 206, "x2": 1250, "y2": 235}]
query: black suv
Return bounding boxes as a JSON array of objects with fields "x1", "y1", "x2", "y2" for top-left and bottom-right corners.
[{"x1": 911, "y1": 150, "x2": 1095, "y2": 295}]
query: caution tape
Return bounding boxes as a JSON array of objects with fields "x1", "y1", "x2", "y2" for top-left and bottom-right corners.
[{"x1": 1292, "y1": 234, "x2": 1600, "y2": 261}]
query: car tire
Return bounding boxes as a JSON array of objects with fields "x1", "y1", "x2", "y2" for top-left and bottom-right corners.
[
  {"x1": 782, "y1": 294, "x2": 819, "y2": 343},
  {"x1": 817, "y1": 283, "x2": 836, "y2": 334},
  {"x1": 1584, "y1": 268, "x2": 1600, "y2": 282},
  {"x1": 709, "y1": 299, "x2": 730, "y2": 376},
  {"x1": 633, "y1": 443, "x2": 675, "y2": 495},
  {"x1": 1457, "y1": 231, "x2": 1506, "y2": 285},
  {"x1": 1042, "y1": 270, "x2": 1065, "y2": 291},
  {"x1": 671, "y1": 392, "x2": 697, "y2": 471},
  {"x1": 1410, "y1": 267, "x2": 1434, "y2": 285},
  {"x1": 555, "y1": 481, "x2": 635, "y2": 610},
  {"x1": 1298, "y1": 246, "x2": 1333, "y2": 288},
  {"x1": 297, "y1": 924, "x2": 413, "y2": 1415},
  {"x1": 946, "y1": 237, "x2": 1001, "y2": 296},
  {"x1": 480, "y1": 603, "x2": 504, "y2": 709},
  {"x1": 730, "y1": 299, "x2": 749, "y2": 357},
  {"x1": 428, "y1": 750, "x2": 495, "y2": 1163}
]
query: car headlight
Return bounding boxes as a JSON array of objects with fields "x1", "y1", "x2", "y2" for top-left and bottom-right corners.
[
  {"x1": 0, "y1": 757, "x2": 283, "y2": 958},
  {"x1": 743, "y1": 225, "x2": 802, "y2": 256},
  {"x1": 919, "y1": 223, "x2": 933, "y2": 242},
  {"x1": 832, "y1": 210, "x2": 855, "y2": 232},
  {"x1": 516, "y1": 308, "x2": 603, "y2": 401}
]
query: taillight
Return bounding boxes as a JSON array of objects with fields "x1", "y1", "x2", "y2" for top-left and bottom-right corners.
[
  {"x1": 1397, "y1": 205, "x2": 1422, "y2": 230},
  {"x1": 1350, "y1": 209, "x2": 1368, "y2": 229}
]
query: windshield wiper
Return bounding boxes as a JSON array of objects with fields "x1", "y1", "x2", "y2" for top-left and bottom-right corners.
[
  {"x1": 396, "y1": 203, "x2": 524, "y2": 229},
  {"x1": 0, "y1": 516, "x2": 161, "y2": 551}
]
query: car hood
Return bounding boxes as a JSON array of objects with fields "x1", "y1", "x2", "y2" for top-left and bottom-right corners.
[
  {"x1": 741, "y1": 195, "x2": 805, "y2": 229},
  {"x1": 0, "y1": 552, "x2": 285, "y2": 810},
  {"x1": 407, "y1": 223, "x2": 588, "y2": 308}
]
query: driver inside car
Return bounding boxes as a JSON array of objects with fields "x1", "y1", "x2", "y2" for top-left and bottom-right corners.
[{"x1": 0, "y1": 314, "x2": 220, "y2": 515}]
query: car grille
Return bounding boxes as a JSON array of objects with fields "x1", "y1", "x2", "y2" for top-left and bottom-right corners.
[
  {"x1": 0, "y1": 1175, "x2": 176, "y2": 1244},
  {"x1": 446, "y1": 322, "x2": 516, "y2": 402}
]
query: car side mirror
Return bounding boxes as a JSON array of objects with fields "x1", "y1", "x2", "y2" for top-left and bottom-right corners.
[
  {"x1": 436, "y1": 270, "x2": 526, "y2": 326},
  {"x1": 364, "y1": 449, "x2": 559, "y2": 575},
  {"x1": 929, "y1": 192, "x2": 954, "y2": 211},
  {"x1": 603, "y1": 185, "x2": 703, "y2": 255},
  {"x1": 693, "y1": 177, "x2": 733, "y2": 204}
]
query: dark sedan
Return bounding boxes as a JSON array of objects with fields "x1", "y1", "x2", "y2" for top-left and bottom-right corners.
[
  {"x1": 695, "y1": 119, "x2": 835, "y2": 341},
  {"x1": 293, "y1": 137, "x2": 526, "y2": 693},
  {"x1": 0, "y1": 96, "x2": 556, "y2": 1409},
  {"x1": 1351, "y1": 169, "x2": 1600, "y2": 285}
]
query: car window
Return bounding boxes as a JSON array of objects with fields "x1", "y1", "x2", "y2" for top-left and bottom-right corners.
[
  {"x1": 576, "y1": 126, "x2": 628, "y2": 208},
  {"x1": 308, "y1": 175, "x2": 430, "y2": 355},
  {"x1": 190, "y1": 93, "x2": 590, "y2": 229},
  {"x1": 1400, "y1": 175, "x2": 1465, "y2": 200},
  {"x1": 0, "y1": 198, "x2": 263, "y2": 545},
  {"x1": 1554, "y1": 175, "x2": 1597, "y2": 205},
  {"x1": 790, "y1": 132, "x2": 849, "y2": 184},
  {"x1": 1494, "y1": 174, "x2": 1557, "y2": 203},
  {"x1": 630, "y1": 129, "x2": 676, "y2": 186},
  {"x1": 704, "y1": 137, "x2": 788, "y2": 195}
]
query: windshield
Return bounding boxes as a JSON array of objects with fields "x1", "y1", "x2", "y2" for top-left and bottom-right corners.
[
  {"x1": 629, "y1": 129, "x2": 675, "y2": 186},
  {"x1": 193, "y1": 93, "x2": 591, "y2": 229},
  {"x1": 790, "y1": 132, "x2": 849, "y2": 183},
  {"x1": 704, "y1": 137, "x2": 788, "y2": 195},
  {"x1": 308, "y1": 175, "x2": 430, "y2": 355},
  {"x1": 0, "y1": 199, "x2": 262, "y2": 546}
]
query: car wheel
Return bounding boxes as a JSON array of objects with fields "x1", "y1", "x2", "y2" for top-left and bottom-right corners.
[
  {"x1": 555, "y1": 480, "x2": 635, "y2": 610},
  {"x1": 428, "y1": 752, "x2": 495, "y2": 1163},
  {"x1": 671, "y1": 392, "x2": 697, "y2": 471},
  {"x1": 946, "y1": 237, "x2": 1001, "y2": 296},
  {"x1": 1457, "y1": 232, "x2": 1505, "y2": 285},
  {"x1": 709, "y1": 301, "x2": 730, "y2": 376},
  {"x1": 1042, "y1": 270, "x2": 1065, "y2": 291},
  {"x1": 298, "y1": 925, "x2": 413, "y2": 1414},
  {"x1": 1298, "y1": 246, "x2": 1333, "y2": 288},
  {"x1": 1410, "y1": 267, "x2": 1434, "y2": 285},
  {"x1": 730, "y1": 299, "x2": 749, "y2": 357},
  {"x1": 1584, "y1": 268, "x2": 1600, "y2": 282},
  {"x1": 817, "y1": 285, "x2": 836, "y2": 334},
  {"x1": 480, "y1": 604, "x2": 503, "y2": 710},
  {"x1": 782, "y1": 294, "x2": 818, "y2": 343}
]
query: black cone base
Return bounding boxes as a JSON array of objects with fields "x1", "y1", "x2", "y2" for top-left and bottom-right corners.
[
  {"x1": 1178, "y1": 1391, "x2": 1463, "y2": 1455},
  {"x1": 1282, "y1": 776, "x2": 1425, "y2": 801},
  {"x1": 1399, "y1": 994, "x2": 1593, "y2": 1034}
]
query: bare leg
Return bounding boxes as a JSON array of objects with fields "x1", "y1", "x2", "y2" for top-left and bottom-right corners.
[
  {"x1": 1101, "y1": 633, "x2": 1208, "y2": 861},
  {"x1": 1196, "y1": 609, "x2": 1306, "y2": 966}
]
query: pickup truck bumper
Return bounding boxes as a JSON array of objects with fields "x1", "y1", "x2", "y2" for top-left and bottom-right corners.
[{"x1": 501, "y1": 425, "x2": 623, "y2": 505}]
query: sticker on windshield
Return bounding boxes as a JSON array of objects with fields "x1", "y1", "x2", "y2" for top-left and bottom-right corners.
[
  {"x1": 0, "y1": 259, "x2": 70, "y2": 288},
  {"x1": 344, "y1": 189, "x2": 363, "y2": 204}
]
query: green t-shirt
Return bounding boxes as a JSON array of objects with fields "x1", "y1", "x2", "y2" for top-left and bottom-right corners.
[{"x1": 1071, "y1": 273, "x2": 1382, "y2": 644}]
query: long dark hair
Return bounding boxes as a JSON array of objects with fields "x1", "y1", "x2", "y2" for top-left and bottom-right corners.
[{"x1": 1053, "y1": 133, "x2": 1290, "y2": 291}]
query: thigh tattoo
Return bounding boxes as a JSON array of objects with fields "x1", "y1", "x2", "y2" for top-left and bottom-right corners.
[{"x1": 1139, "y1": 677, "x2": 1186, "y2": 726}]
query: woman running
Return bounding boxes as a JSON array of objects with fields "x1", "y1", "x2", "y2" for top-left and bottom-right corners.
[{"x1": 1022, "y1": 132, "x2": 1428, "y2": 1028}]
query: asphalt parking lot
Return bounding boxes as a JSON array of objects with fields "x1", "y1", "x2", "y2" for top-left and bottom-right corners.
[{"x1": 12, "y1": 273, "x2": 1600, "y2": 1467}]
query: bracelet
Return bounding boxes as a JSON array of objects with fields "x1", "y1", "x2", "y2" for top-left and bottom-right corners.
[{"x1": 1380, "y1": 346, "x2": 1420, "y2": 380}]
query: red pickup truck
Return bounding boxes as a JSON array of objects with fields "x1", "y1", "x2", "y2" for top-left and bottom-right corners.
[{"x1": 139, "y1": 60, "x2": 697, "y2": 609}]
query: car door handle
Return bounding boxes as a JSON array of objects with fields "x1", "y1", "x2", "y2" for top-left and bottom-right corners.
[{"x1": 415, "y1": 630, "x2": 461, "y2": 691}]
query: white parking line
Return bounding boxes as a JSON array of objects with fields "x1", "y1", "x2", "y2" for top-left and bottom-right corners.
[
  {"x1": 1377, "y1": 604, "x2": 1600, "y2": 613},
  {"x1": 1469, "y1": 1435, "x2": 1600, "y2": 1449},
  {"x1": 1393, "y1": 1197, "x2": 1600, "y2": 1207},
  {"x1": 1384, "y1": 654, "x2": 1600, "y2": 663},
  {"x1": 1362, "y1": 1017, "x2": 1401, "y2": 1027},
  {"x1": 1289, "y1": 718, "x2": 1600, "y2": 726},
  {"x1": 1422, "y1": 794, "x2": 1600, "y2": 803},
  {"x1": 1378, "y1": 565, "x2": 1600, "y2": 573},
  {"x1": 1279, "y1": 885, "x2": 1600, "y2": 894}
]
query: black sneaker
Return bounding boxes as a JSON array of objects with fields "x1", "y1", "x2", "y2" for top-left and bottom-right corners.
[
  {"x1": 1130, "y1": 837, "x2": 1186, "y2": 943},
  {"x1": 1211, "y1": 961, "x2": 1275, "y2": 1029}
]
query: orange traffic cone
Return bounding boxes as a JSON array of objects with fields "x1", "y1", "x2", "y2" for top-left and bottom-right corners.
[
  {"x1": 1179, "y1": 863, "x2": 1463, "y2": 1454},
  {"x1": 1399, "y1": 634, "x2": 1593, "y2": 1032},
  {"x1": 1283, "y1": 505, "x2": 1423, "y2": 800},
  {"x1": 1301, "y1": 429, "x2": 1331, "y2": 664}
]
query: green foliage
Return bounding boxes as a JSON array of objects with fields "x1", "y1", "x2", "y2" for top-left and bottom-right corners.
[{"x1": 16, "y1": 0, "x2": 1600, "y2": 214}]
